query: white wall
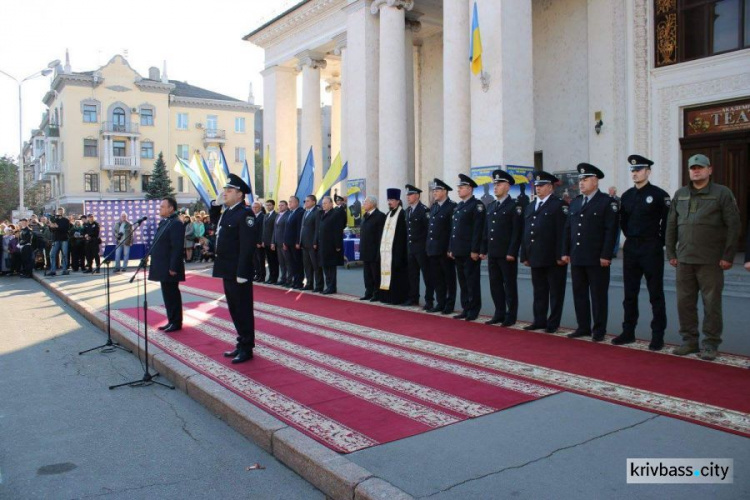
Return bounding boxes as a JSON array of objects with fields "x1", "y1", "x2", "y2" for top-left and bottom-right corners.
[{"x1": 417, "y1": 32, "x2": 444, "y2": 193}]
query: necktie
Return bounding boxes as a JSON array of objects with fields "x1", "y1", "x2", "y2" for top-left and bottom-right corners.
[
  {"x1": 582, "y1": 196, "x2": 589, "y2": 208},
  {"x1": 536, "y1": 200, "x2": 543, "y2": 212},
  {"x1": 407, "y1": 207, "x2": 413, "y2": 218}
]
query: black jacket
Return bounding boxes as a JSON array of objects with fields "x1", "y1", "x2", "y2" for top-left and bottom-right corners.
[
  {"x1": 148, "y1": 214, "x2": 186, "y2": 282},
  {"x1": 405, "y1": 202, "x2": 429, "y2": 255},
  {"x1": 284, "y1": 207, "x2": 304, "y2": 248},
  {"x1": 480, "y1": 196, "x2": 523, "y2": 258},
  {"x1": 563, "y1": 191, "x2": 619, "y2": 265},
  {"x1": 520, "y1": 196, "x2": 568, "y2": 267},
  {"x1": 426, "y1": 199, "x2": 456, "y2": 256},
  {"x1": 262, "y1": 211, "x2": 277, "y2": 246},
  {"x1": 210, "y1": 202, "x2": 258, "y2": 280},
  {"x1": 299, "y1": 207, "x2": 320, "y2": 249},
  {"x1": 449, "y1": 197, "x2": 485, "y2": 257},
  {"x1": 359, "y1": 209, "x2": 386, "y2": 263},
  {"x1": 316, "y1": 208, "x2": 345, "y2": 267},
  {"x1": 272, "y1": 211, "x2": 289, "y2": 246},
  {"x1": 620, "y1": 181, "x2": 670, "y2": 245}
]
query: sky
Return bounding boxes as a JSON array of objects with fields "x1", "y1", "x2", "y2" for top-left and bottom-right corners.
[{"x1": 0, "y1": 0, "x2": 302, "y2": 157}]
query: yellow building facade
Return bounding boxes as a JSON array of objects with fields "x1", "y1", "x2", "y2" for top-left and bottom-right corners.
[{"x1": 37, "y1": 54, "x2": 258, "y2": 211}]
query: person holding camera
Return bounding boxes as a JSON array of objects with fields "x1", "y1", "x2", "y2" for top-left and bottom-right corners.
[
  {"x1": 113, "y1": 212, "x2": 133, "y2": 273},
  {"x1": 47, "y1": 208, "x2": 71, "y2": 276}
]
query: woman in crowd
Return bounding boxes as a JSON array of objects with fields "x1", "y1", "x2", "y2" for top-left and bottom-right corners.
[
  {"x1": 183, "y1": 213, "x2": 195, "y2": 262},
  {"x1": 2, "y1": 226, "x2": 19, "y2": 275},
  {"x1": 192, "y1": 215, "x2": 205, "y2": 261},
  {"x1": 69, "y1": 219, "x2": 86, "y2": 271}
]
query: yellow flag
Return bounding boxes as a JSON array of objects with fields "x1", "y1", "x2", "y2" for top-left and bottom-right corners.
[
  {"x1": 263, "y1": 145, "x2": 270, "y2": 198},
  {"x1": 314, "y1": 152, "x2": 344, "y2": 200},
  {"x1": 274, "y1": 161, "x2": 282, "y2": 201}
]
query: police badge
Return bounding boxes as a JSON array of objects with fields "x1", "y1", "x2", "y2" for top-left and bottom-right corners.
[
  {"x1": 516, "y1": 206, "x2": 523, "y2": 215},
  {"x1": 562, "y1": 205, "x2": 569, "y2": 215},
  {"x1": 610, "y1": 202, "x2": 619, "y2": 212},
  {"x1": 477, "y1": 204, "x2": 484, "y2": 212},
  {"x1": 646, "y1": 196, "x2": 653, "y2": 204},
  {"x1": 246, "y1": 216, "x2": 255, "y2": 227},
  {"x1": 665, "y1": 197, "x2": 671, "y2": 206}
]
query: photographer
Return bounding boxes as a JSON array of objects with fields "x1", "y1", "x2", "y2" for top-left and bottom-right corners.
[
  {"x1": 47, "y1": 207, "x2": 71, "y2": 276},
  {"x1": 113, "y1": 212, "x2": 133, "y2": 273}
]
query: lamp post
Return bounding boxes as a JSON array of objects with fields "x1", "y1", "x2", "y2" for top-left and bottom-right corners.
[{"x1": 0, "y1": 59, "x2": 60, "y2": 216}]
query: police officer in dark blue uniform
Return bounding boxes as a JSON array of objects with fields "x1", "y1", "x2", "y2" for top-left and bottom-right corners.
[
  {"x1": 562, "y1": 163, "x2": 619, "y2": 341},
  {"x1": 209, "y1": 174, "x2": 258, "y2": 364},
  {"x1": 520, "y1": 171, "x2": 568, "y2": 333},
  {"x1": 403, "y1": 184, "x2": 434, "y2": 309},
  {"x1": 426, "y1": 178, "x2": 457, "y2": 314},
  {"x1": 449, "y1": 174, "x2": 486, "y2": 321},
  {"x1": 480, "y1": 170, "x2": 522, "y2": 326},
  {"x1": 149, "y1": 197, "x2": 185, "y2": 332},
  {"x1": 612, "y1": 154, "x2": 670, "y2": 350}
]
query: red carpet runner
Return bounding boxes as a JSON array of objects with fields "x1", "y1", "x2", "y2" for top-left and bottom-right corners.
[{"x1": 112, "y1": 274, "x2": 750, "y2": 450}]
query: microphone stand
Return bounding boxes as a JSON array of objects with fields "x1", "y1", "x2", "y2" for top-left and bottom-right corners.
[
  {"x1": 110, "y1": 217, "x2": 175, "y2": 390},
  {"x1": 79, "y1": 219, "x2": 145, "y2": 355}
]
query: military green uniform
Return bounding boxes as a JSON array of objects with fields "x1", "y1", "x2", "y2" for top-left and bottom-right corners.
[{"x1": 665, "y1": 181, "x2": 741, "y2": 349}]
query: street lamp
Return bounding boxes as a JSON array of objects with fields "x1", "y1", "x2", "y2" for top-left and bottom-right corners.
[{"x1": 0, "y1": 59, "x2": 60, "y2": 217}]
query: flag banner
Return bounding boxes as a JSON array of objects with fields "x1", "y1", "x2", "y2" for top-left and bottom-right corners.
[
  {"x1": 83, "y1": 199, "x2": 161, "y2": 259},
  {"x1": 263, "y1": 145, "x2": 271, "y2": 198},
  {"x1": 218, "y1": 146, "x2": 231, "y2": 178},
  {"x1": 315, "y1": 152, "x2": 346, "y2": 200},
  {"x1": 190, "y1": 153, "x2": 217, "y2": 199},
  {"x1": 346, "y1": 178, "x2": 365, "y2": 228},
  {"x1": 201, "y1": 154, "x2": 219, "y2": 197},
  {"x1": 470, "y1": 1, "x2": 483, "y2": 75},
  {"x1": 295, "y1": 147, "x2": 315, "y2": 200},
  {"x1": 176, "y1": 158, "x2": 212, "y2": 207},
  {"x1": 273, "y1": 161, "x2": 282, "y2": 202},
  {"x1": 242, "y1": 159, "x2": 254, "y2": 204}
]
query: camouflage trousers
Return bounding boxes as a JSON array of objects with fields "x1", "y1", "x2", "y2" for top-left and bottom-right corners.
[{"x1": 675, "y1": 263, "x2": 724, "y2": 348}]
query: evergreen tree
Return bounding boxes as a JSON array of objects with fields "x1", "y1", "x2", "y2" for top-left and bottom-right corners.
[{"x1": 145, "y1": 152, "x2": 175, "y2": 200}]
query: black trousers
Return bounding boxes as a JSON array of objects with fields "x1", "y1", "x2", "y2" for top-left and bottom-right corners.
[
  {"x1": 289, "y1": 247, "x2": 304, "y2": 286},
  {"x1": 363, "y1": 260, "x2": 381, "y2": 298},
  {"x1": 85, "y1": 240, "x2": 100, "y2": 270},
  {"x1": 264, "y1": 246, "x2": 278, "y2": 282},
  {"x1": 428, "y1": 255, "x2": 456, "y2": 311},
  {"x1": 407, "y1": 251, "x2": 434, "y2": 304},
  {"x1": 254, "y1": 247, "x2": 266, "y2": 280},
  {"x1": 322, "y1": 266, "x2": 337, "y2": 293},
  {"x1": 454, "y1": 255, "x2": 481, "y2": 316},
  {"x1": 302, "y1": 246, "x2": 324, "y2": 291},
  {"x1": 530, "y1": 265, "x2": 567, "y2": 329},
  {"x1": 223, "y1": 278, "x2": 255, "y2": 349},
  {"x1": 571, "y1": 265, "x2": 610, "y2": 336},
  {"x1": 21, "y1": 245, "x2": 34, "y2": 276},
  {"x1": 277, "y1": 245, "x2": 289, "y2": 283},
  {"x1": 487, "y1": 256, "x2": 518, "y2": 321},
  {"x1": 622, "y1": 239, "x2": 666, "y2": 336},
  {"x1": 160, "y1": 281, "x2": 183, "y2": 327},
  {"x1": 71, "y1": 243, "x2": 85, "y2": 271}
]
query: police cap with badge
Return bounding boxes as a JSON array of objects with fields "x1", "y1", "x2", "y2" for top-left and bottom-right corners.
[
  {"x1": 532, "y1": 171, "x2": 559, "y2": 185},
  {"x1": 334, "y1": 194, "x2": 345, "y2": 203},
  {"x1": 432, "y1": 178, "x2": 453, "y2": 191},
  {"x1": 577, "y1": 163, "x2": 605, "y2": 179},
  {"x1": 457, "y1": 173, "x2": 478, "y2": 188},
  {"x1": 224, "y1": 173, "x2": 251, "y2": 195},
  {"x1": 628, "y1": 154, "x2": 654, "y2": 171},
  {"x1": 491, "y1": 169, "x2": 515, "y2": 185},
  {"x1": 405, "y1": 184, "x2": 422, "y2": 195}
]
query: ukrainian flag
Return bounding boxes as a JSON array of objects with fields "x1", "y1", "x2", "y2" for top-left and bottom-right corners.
[
  {"x1": 175, "y1": 157, "x2": 212, "y2": 207},
  {"x1": 470, "y1": 1, "x2": 483, "y2": 76},
  {"x1": 315, "y1": 152, "x2": 346, "y2": 200}
]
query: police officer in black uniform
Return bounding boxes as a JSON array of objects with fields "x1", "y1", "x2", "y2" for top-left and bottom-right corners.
[
  {"x1": 562, "y1": 163, "x2": 619, "y2": 341},
  {"x1": 449, "y1": 174, "x2": 486, "y2": 321},
  {"x1": 480, "y1": 170, "x2": 522, "y2": 326},
  {"x1": 83, "y1": 214, "x2": 101, "y2": 274},
  {"x1": 403, "y1": 184, "x2": 434, "y2": 309},
  {"x1": 209, "y1": 174, "x2": 258, "y2": 364},
  {"x1": 426, "y1": 179, "x2": 457, "y2": 314},
  {"x1": 18, "y1": 219, "x2": 35, "y2": 278},
  {"x1": 520, "y1": 171, "x2": 568, "y2": 333},
  {"x1": 612, "y1": 154, "x2": 670, "y2": 350}
]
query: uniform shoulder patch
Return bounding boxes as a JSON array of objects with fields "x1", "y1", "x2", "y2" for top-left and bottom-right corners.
[
  {"x1": 562, "y1": 205, "x2": 569, "y2": 215},
  {"x1": 610, "y1": 202, "x2": 619, "y2": 213},
  {"x1": 245, "y1": 216, "x2": 255, "y2": 227}
]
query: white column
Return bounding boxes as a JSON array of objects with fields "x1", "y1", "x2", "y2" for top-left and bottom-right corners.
[
  {"x1": 404, "y1": 17, "x2": 419, "y2": 187},
  {"x1": 297, "y1": 51, "x2": 326, "y2": 192},
  {"x1": 134, "y1": 137, "x2": 140, "y2": 167},
  {"x1": 470, "y1": 0, "x2": 534, "y2": 168},
  {"x1": 326, "y1": 78, "x2": 342, "y2": 161},
  {"x1": 345, "y1": 0, "x2": 380, "y2": 201},
  {"x1": 333, "y1": 35, "x2": 348, "y2": 165},
  {"x1": 372, "y1": 0, "x2": 413, "y2": 202},
  {"x1": 443, "y1": 0, "x2": 471, "y2": 182},
  {"x1": 261, "y1": 65, "x2": 298, "y2": 201}
]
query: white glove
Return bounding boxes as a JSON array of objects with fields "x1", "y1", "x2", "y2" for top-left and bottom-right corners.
[{"x1": 237, "y1": 277, "x2": 248, "y2": 284}]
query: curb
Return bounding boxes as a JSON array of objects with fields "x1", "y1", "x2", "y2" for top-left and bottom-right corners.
[{"x1": 33, "y1": 272, "x2": 413, "y2": 500}]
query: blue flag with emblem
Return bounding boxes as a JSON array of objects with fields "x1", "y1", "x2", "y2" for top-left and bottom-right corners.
[
  {"x1": 295, "y1": 147, "x2": 315, "y2": 200},
  {"x1": 241, "y1": 158, "x2": 254, "y2": 203}
]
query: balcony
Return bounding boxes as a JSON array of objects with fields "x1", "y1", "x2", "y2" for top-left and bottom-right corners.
[
  {"x1": 42, "y1": 161, "x2": 61, "y2": 177},
  {"x1": 101, "y1": 156, "x2": 140, "y2": 170},
  {"x1": 203, "y1": 128, "x2": 226, "y2": 147},
  {"x1": 101, "y1": 121, "x2": 140, "y2": 135},
  {"x1": 44, "y1": 124, "x2": 60, "y2": 137}
]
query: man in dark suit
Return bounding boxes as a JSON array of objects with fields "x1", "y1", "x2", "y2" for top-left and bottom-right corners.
[
  {"x1": 403, "y1": 184, "x2": 433, "y2": 310},
  {"x1": 272, "y1": 200, "x2": 290, "y2": 286},
  {"x1": 251, "y1": 202, "x2": 266, "y2": 282},
  {"x1": 426, "y1": 178, "x2": 457, "y2": 314},
  {"x1": 520, "y1": 171, "x2": 568, "y2": 333},
  {"x1": 209, "y1": 174, "x2": 258, "y2": 364},
  {"x1": 449, "y1": 174, "x2": 486, "y2": 321},
  {"x1": 359, "y1": 195, "x2": 387, "y2": 301},
  {"x1": 285, "y1": 195, "x2": 305, "y2": 288},
  {"x1": 316, "y1": 196, "x2": 345, "y2": 294},
  {"x1": 261, "y1": 200, "x2": 278, "y2": 284},
  {"x1": 480, "y1": 170, "x2": 522, "y2": 326},
  {"x1": 562, "y1": 163, "x2": 619, "y2": 341},
  {"x1": 148, "y1": 197, "x2": 185, "y2": 333},
  {"x1": 299, "y1": 194, "x2": 323, "y2": 292}
]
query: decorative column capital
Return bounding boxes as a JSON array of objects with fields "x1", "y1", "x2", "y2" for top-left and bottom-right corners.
[
  {"x1": 325, "y1": 78, "x2": 341, "y2": 93},
  {"x1": 332, "y1": 33, "x2": 347, "y2": 56},
  {"x1": 295, "y1": 50, "x2": 328, "y2": 72},
  {"x1": 370, "y1": 0, "x2": 414, "y2": 15},
  {"x1": 405, "y1": 18, "x2": 421, "y2": 33}
]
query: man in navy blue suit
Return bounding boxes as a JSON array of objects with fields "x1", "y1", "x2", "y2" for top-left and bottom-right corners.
[
  {"x1": 284, "y1": 195, "x2": 305, "y2": 288},
  {"x1": 148, "y1": 197, "x2": 185, "y2": 333}
]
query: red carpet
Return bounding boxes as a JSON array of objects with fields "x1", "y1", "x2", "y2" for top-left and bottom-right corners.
[{"x1": 173, "y1": 274, "x2": 750, "y2": 439}]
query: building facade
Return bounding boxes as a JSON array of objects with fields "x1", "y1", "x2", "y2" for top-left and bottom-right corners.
[
  {"x1": 33, "y1": 54, "x2": 259, "y2": 212},
  {"x1": 247, "y1": 0, "x2": 750, "y2": 248}
]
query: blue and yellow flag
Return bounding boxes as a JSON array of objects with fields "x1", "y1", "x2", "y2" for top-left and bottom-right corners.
[
  {"x1": 295, "y1": 147, "x2": 315, "y2": 200},
  {"x1": 315, "y1": 152, "x2": 346, "y2": 199},
  {"x1": 175, "y1": 157, "x2": 212, "y2": 207},
  {"x1": 200, "y1": 154, "x2": 219, "y2": 197},
  {"x1": 470, "y1": 1, "x2": 483, "y2": 75},
  {"x1": 190, "y1": 152, "x2": 217, "y2": 199},
  {"x1": 241, "y1": 159, "x2": 254, "y2": 203}
]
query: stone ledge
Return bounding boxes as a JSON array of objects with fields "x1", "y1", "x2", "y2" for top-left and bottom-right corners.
[{"x1": 355, "y1": 477, "x2": 414, "y2": 500}]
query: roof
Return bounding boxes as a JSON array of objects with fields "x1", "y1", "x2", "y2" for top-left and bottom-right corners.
[
  {"x1": 167, "y1": 80, "x2": 242, "y2": 102},
  {"x1": 243, "y1": 0, "x2": 310, "y2": 40}
]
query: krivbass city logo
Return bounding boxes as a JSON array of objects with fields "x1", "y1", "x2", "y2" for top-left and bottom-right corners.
[{"x1": 627, "y1": 459, "x2": 733, "y2": 484}]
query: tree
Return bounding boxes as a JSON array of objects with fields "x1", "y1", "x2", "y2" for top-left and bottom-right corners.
[
  {"x1": 145, "y1": 152, "x2": 175, "y2": 200},
  {"x1": 0, "y1": 155, "x2": 20, "y2": 221}
]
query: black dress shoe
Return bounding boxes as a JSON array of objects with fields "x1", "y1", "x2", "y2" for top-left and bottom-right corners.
[
  {"x1": 423, "y1": 303, "x2": 434, "y2": 311},
  {"x1": 322, "y1": 289, "x2": 334, "y2": 295},
  {"x1": 223, "y1": 348, "x2": 239, "y2": 358},
  {"x1": 231, "y1": 349, "x2": 254, "y2": 364},
  {"x1": 485, "y1": 317, "x2": 504, "y2": 325},
  {"x1": 544, "y1": 326, "x2": 558, "y2": 333},
  {"x1": 611, "y1": 333, "x2": 636, "y2": 345},
  {"x1": 453, "y1": 312, "x2": 468, "y2": 320},
  {"x1": 302, "y1": 286, "x2": 314, "y2": 291},
  {"x1": 502, "y1": 319, "x2": 517, "y2": 327},
  {"x1": 427, "y1": 305, "x2": 443, "y2": 313},
  {"x1": 567, "y1": 330, "x2": 590, "y2": 339},
  {"x1": 592, "y1": 334, "x2": 605, "y2": 342},
  {"x1": 369, "y1": 296, "x2": 380, "y2": 302},
  {"x1": 523, "y1": 324, "x2": 546, "y2": 331},
  {"x1": 314, "y1": 289, "x2": 324, "y2": 293},
  {"x1": 648, "y1": 340, "x2": 664, "y2": 351},
  {"x1": 400, "y1": 300, "x2": 418, "y2": 307},
  {"x1": 440, "y1": 309, "x2": 453, "y2": 315},
  {"x1": 359, "y1": 295, "x2": 373, "y2": 301},
  {"x1": 465, "y1": 314, "x2": 478, "y2": 322},
  {"x1": 158, "y1": 324, "x2": 171, "y2": 331},
  {"x1": 163, "y1": 324, "x2": 182, "y2": 333}
]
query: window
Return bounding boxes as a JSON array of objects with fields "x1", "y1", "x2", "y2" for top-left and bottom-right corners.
[
  {"x1": 177, "y1": 113, "x2": 188, "y2": 130},
  {"x1": 113, "y1": 173, "x2": 128, "y2": 192},
  {"x1": 206, "y1": 115, "x2": 218, "y2": 131},
  {"x1": 235, "y1": 117, "x2": 246, "y2": 133},
  {"x1": 141, "y1": 108, "x2": 154, "y2": 126},
  {"x1": 207, "y1": 148, "x2": 219, "y2": 169},
  {"x1": 84, "y1": 173, "x2": 99, "y2": 192},
  {"x1": 141, "y1": 141, "x2": 154, "y2": 159},
  {"x1": 113, "y1": 140, "x2": 126, "y2": 157},
  {"x1": 83, "y1": 139, "x2": 98, "y2": 157},
  {"x1": 235, "y1": 147, "x2": 246, "y2": 163},
  {"x1": 113, "y1": 107, "x2": 126, "y2": 131},
  {"x1": 177, "y1": 176, "x2": 185, "y2": 193},
  {"x1": 141, "y1": 175, "x2": 151, "y2": 192},
  {"x1": 177, "y1": 144, "x2": 189, "y2": 160},
  {"x1": 83, "y1": 104, "x2": 98, "y2": 123}
]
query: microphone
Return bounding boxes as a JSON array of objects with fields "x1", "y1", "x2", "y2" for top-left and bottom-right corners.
[{"x1": 134, "y1": 216, "x2": 148, "y2": 225}]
